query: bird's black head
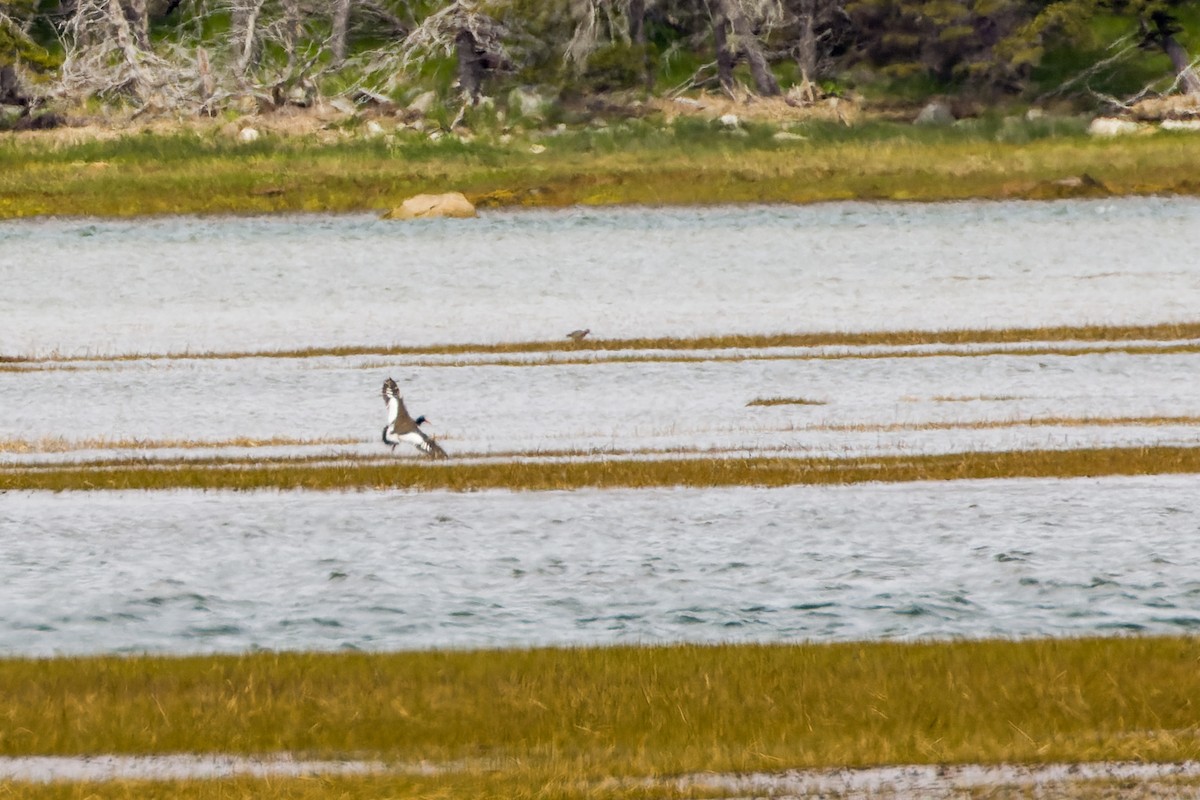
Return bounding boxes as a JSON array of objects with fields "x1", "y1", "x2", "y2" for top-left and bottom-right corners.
[{"x1": 415, "y1": 415, "x2": 429, "y2": 426}]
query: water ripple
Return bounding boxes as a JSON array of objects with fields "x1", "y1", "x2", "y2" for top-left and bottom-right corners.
[{"x1": 2, "y1": 475, "x2": 1200, "y2": 655}]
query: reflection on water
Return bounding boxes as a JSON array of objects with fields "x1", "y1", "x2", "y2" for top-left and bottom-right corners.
[{"x1": 3, "y1": 476, "x2": 1198, "y2": 656}]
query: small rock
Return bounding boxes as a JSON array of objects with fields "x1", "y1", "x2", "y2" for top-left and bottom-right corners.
[
  {"x1": 407, "y1": 90, "x2": 438, "y2": 115},
  {"x1": 529, "y1": 143, "x2": 546, "y2": 154},
  {"x1": 509, "y1": 86, "x2": 549, "y2": 118},
  {"x1": 1088, "y1": 117, "x2": 1139, "y2": 137},
  {"x1": 329, "y1": 96, "x2": 357, "y2": 115},
  {"x1": 238, "y1": 127, "x2": 260, "y2": 143},
  {"x1": 914, "y1": 101, "x2": 955, "y2": 126},
  {"x1": 1161, "y1": 119, "x2": 1200, "y2": 132},
  {"x1": 718, "y1": 113, "x2": 740, "y2": 128},
  {"x1": 364, "y1": 120, "x2": 385, "y2": 137}
]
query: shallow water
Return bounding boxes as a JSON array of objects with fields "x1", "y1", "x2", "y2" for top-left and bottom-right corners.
[
  {"x1": 5, "y1": 200, "x2": 1200, "y2": 657},
  {"x1": 3, "y1": 476, "x2": 1198, "y2": 656},
  {"x1": 3, "y1": 198, "x2": 1200, "y2": 356},
  {"x1": 5, "y1": 346, "x2": 1200, "y2": 462}
]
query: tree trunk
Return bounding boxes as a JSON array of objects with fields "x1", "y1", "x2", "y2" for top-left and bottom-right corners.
[
  {"x1": 710, "y1": 0, "x2": 735, "y2": 95},
  {"x1": 719, "y1": 0, "x2": 780, "y2": 96},
  {"x1": 628, "y1": 0, "x2": 653, "y2": 91},
  {"x1": 233, "y1": 0, "x2": 265, "y2": 77},
  {"x1": 455, "y1": 27, "x2": 484, "y2": 102},
  {"x1": 1162, "y1": 34, "x2": 1200, "y2": 97},
  {"x1": 122, "y1": 0, "x2": 150, "y2": 50},
  {"x1": 331, "y1": 0, "x2": 352, "y2": 65},
  {"x1": 793, "y1": 0, "x2": 818, "y2": 83},
  {"x1": 281, "y1": 0, "x2": 302, "y2": 73},
  {"x1": 0, "y1": 64, "x2": 29, "y2": 107}
]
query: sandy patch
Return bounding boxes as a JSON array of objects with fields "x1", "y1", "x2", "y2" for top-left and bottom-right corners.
[{"x1": 683, "y1": 760, "x2": 1200, "y2": 799}]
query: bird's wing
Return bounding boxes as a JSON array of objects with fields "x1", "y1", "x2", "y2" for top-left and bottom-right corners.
[
  {"x1": 418, "y1": 430, "x2": 449, "y2": 459},
  {"x1": 417, "y1": 434, "x2": 446, "y2": 460},
  {"x1": 382, "y1": 378, "x2": 409, "y2": 428}
]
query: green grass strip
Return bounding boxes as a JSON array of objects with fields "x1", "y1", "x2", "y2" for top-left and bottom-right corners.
[
  {"x1": 4, "y1": 128, "x2": 1200, "y2": 218},
  {"x1": 3, "y1": 445, "x2": 1200, "y2": 491},
  {"x1": 2, "y1": 638, "x2": 1200, "y2": 772}
]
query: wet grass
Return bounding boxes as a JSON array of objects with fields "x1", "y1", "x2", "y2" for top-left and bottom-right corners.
[
  {"x1": 11, "y1": 321, "x2": 1200, "y2": 364},
  {"x1": 747, "y1": 396, "x2": 827, "y2": 406},
  {"x1": 1, "y1": 638, "x2": 1199, "y2": 774},
  {"x1": 0, "y1": 435, "x2": 360, "y2": 454},
  {"x1": 4, "y1": 445, "x2": 1200, "y2": 492},
  {"x1": 0, "y1": 773, "x2": 712, "y2": 800}
]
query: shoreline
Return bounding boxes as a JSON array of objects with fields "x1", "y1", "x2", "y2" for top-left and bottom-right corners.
[
  {"x1": 4, "y1": 754, "x2": 1200, "y2": 796},
  {"x1": 6, "y1": 113, "x2": 1200, "y2": 218}
]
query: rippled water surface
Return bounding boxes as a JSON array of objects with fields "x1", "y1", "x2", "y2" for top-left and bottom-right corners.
[
  {"x1": 5, "y1": 200, "x2": 1200, "y2": 657},
  {"x1": 4, "y1": 476, "x2": 1199, "y2": 656},
  {"x1": 3, "y1": 198, "x2": 1200, "y2": 356}
]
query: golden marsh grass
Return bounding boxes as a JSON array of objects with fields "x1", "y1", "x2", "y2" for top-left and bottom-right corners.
[
  {"x1": 0, "y1": 436, "x2": 360, "y2": 454},
  {"x1": 2, "y1": 638, "x2": 1199, "y2": 773},
  {"x1": 4, "y1": 445, "x2": 1200, "y2": 492},
  {"x1": 746, "y1": 397, "x2": 827, "y2": 407},
  {"x1": 11, "y1": 320, "x2": 1200, "y2": 364}
]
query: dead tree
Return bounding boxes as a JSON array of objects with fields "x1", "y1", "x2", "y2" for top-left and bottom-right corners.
[
  {"x1": 709, "y1": 0, "x2": 782, "y2": 96},
  {"x1": 396, "y1": 1, "x2": 513, "y2": 104},
  {"x1": 726, "y1": 0, "x2": 781, "y2": 95},
  {"x1": 1140, "y1": 10, "x2": 1200, "y2": 97},
  {"x1": 331, "y1": 0, "x2": 352, "y2": 65},
  {"x1": 55, "y1": 0, "x2": 195, "y2": 107},
  {"x1": 231, "y1": 0, "x2": 266, "y2": 78}
]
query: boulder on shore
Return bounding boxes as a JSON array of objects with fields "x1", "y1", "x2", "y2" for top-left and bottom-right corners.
[{"x1": 383, "y1": 192, "x2": 477, "y2": 220}]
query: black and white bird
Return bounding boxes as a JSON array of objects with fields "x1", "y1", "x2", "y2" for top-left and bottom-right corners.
[
  {"x1": 382, "y1": 377, "x2": 448, "y2": 459},
  {"x1": 566, "y1": 328, "x2": 590, "y2": 342}
]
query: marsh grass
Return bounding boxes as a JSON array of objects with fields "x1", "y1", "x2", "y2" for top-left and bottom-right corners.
[
  {"x1": 4, "y1": 126, "x2": 1200, "y2": 217},
  {"x1": 747, "y1": 397, "x2": 827, "y2": 406},
  {"x1": 1, "y1": 638, "x2": 1199, "y2": 774},
  {"x1": 4, "y1": 445, "x2": 1200, "y2": 492},
  {"x1": 16, "y1": 321, "x2": 1200, "y2": 364},
  {"x1": 0, "y1": 435, "x2": 360, "y2": 454},
  {"x1": 0, "y1": 773, "x2": 714, "y2": 800}
]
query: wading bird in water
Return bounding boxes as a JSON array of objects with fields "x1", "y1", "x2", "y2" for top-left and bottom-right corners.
[{"x1": 381, "y1": 377, "x2": 448, "y2": 459}]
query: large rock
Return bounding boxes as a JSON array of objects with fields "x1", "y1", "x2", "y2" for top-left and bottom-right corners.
[
  {"x1": 383, "y1": 192, "x2": 476, "y2": 220},
  {"x1": 509, "y1": 86, "x2": 552, "y2": 119},
  {"x1": 1088, "y1": 117, "x2": 1139, "y2": 137},
  {"x1": 914, "y1": 101, "x2": 955, "y2": 126},
  {"x1": 407, "y1": 90, "x2": 438, "y2": 116}
]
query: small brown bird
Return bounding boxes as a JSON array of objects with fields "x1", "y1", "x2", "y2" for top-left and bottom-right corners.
[{"x1": 566, "y1": 328, "x2": 590, "y2": 342}]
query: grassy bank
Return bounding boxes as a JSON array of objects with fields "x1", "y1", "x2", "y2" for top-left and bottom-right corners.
[
  {"x1": 2, "y1": 638, "x2": 1199, "y2": 772},
  {"x1": 4, "y1": 445, "x2": 1200, "y2": 492},
  {"x1": 4, "y1": 120, "x2": 1200, "y2": 217}
]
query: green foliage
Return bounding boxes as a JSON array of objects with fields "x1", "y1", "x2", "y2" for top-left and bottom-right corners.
[
  {"x1": 577, "y1": 42, "x2": 655, "y2": 92},
  {"x1": 0, "y1": 0, "x2": 58, "y2": 70}
]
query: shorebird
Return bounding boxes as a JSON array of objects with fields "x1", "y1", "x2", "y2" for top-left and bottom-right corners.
[
  {"x1": 381, "y1": 377, "x2": 448, "y2": 459},
  {"x1": 566, "y1": 328, "x2": 590, "y2": 342}
]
